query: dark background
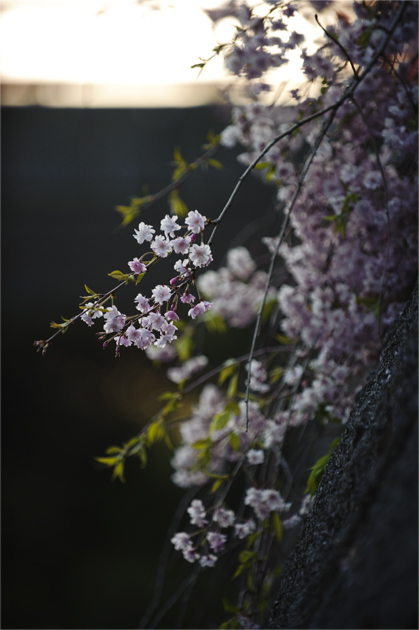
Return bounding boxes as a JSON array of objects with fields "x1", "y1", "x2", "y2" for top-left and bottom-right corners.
[{"x1": 1, "y1": 104, "x2": 280, "y2": 629}]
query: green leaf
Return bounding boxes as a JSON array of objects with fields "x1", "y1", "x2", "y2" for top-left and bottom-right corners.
[
  {"x1": 227, "y1": 372, "x2": 239, "y2": 399},
  {"x1": 232, "y1": 563, "x2": 248, "y2": 580},
  {"x1": 174, "y1": 327, "x2": 194, "y2": 362},
  {"x1": 305, "y1": 438, "x2": 340, "y2": 496},
  {"x1": 192, "y1": 438, "x2": 212, "y2": 450},
  {"x1": 271, "y1": 512, "x2": 283, "y2": 542},
  {"x1": 162, "y1": 397, "x2": 182, "y2": 416},
  {"x1": 246, "y1": 529, "x2": 263, "y2": 548},
  {"x1": 108, "y1": 270, "x2": 129, "y2": 281},
  {"x1": 238, "y1": 550, "x2": 256, "y2": 564},
  {"x1": 211, "y1": 479, "x2": 223, "y2": 493},
  {"x1": 138, "y1": 446, "x2": 147, "y2": 468},
  {"x1": 105, "y1": 446, "x2": 123, "y2": 455},
  {"x1": 229, "y1": 432, "x2": 241, "y2": 452},
  {"x1": 210, "y1": 411, "x2": 231, "y2": 432},
  {"x1": 164, "y1": 432, "x2": 174, "y2": 450},
  {"x1": 206, "y1": 473, "x2": 228, "y2": 480},
  {"x1": 222, "y1": 598, "x2": 240, "y2": 614},
  {"x1": 173, "y1": 146, "x2": 184, "y2": 164},
  {"x1": 253, "y1": 161, "x2": 271, "y2": 170},
  {"x1": 261, "y1": 296, "x2": 277, "y2": 325},
  {"x1": 275, "y1": 334, "x2": 298, "y2": 345},
  {"x1": 224, "y1": 401, "x2": 240, "y2": 415},
  {"x1": 207, "y1": 158, "x2": 223, "y2": 169},
  {"x1": 356, "y1": 27, "x2": 373, "y2": 48},
  {"x1": 147, "y1": 421, "x2": 165, "y2": 444},
  {"x1": 124, "y1": 436, "x2": 140, "y2": 450},
  {"x1": 168, "y1": 189, "x2": 188, "y2": 216},
  {"x1": 49, "y1": 320, "x2": 70, "y2": 330},
  {"x1": 269, "y1": 366, "x2": 284, "y2": 384},
  {"x1": 84, "y1": 284, "x2": 97, "y2": 296},
  {"x1": 158, "y1": 391, "x2": 177, "y2": 401},
  {"x1": 218, "y1": 361, "x2": 237, "y2": 386},
  {"x1": 112, "y1": 460, "x2": 125, "y2": 483},
  {"x1": 204, "y1": 312, "x2": 227, "y2": 333}
]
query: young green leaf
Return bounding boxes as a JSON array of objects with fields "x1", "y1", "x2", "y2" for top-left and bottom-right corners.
[{"x1": 271, "y1": 512, "x2": 283, "y2": 542}]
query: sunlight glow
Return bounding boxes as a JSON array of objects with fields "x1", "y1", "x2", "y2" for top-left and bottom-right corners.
[{"x1": 0, "y1": 0, "x2": 348, "y2": 107}]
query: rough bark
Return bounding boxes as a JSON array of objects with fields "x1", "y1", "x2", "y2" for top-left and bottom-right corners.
[{"x1": 268, "y1": 282, "x2": 418, "y2": 630}]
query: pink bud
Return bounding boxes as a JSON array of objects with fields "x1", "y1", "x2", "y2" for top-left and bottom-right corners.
[
  {"x1": 170, "y1": 277, "x2": 178, "y2": 286},
  {"x1": 190, "y1": 233, "x2": 197, "y2": 244}
]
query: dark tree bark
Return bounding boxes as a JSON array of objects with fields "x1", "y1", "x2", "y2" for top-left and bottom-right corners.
[{"x1": 268, "y1": 283, "x2": 418, "y2": 630}]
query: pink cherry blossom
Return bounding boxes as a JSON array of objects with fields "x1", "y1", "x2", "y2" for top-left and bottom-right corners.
[
  {"x1": 152, "y1": 285, "x2": 171, "y2": 305},
  {"x1": 134, "y1": 293, "x2": 151, "y2": 313},
  {"x1": 128, "y1": 258, "x2": 147, "y2": 274},
  {"x1": 133, "y1": 222, "x2": 155, "y2": 245},
  {"x1": 188, "y1": 301, "x2": 212, "y2": 319},
  {"x1": 185, "y1": 210, "x2": 207, "y2": 233},
  {"x1": 189, "y1": 244, "x2": 212, "y2": 268},
  {"x1": 151, "y1": 236, "x2": 173, "y2": 258},
  {"x1": 160, "y1": 214, "x2": 181, "y2": 238}
]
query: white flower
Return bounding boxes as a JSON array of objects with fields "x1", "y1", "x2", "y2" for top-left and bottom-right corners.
[
  {"x1": 134, "y1": 293, "x2": 151, "y2": 313},
  {"x1": 187, "y1": 499, "x2": 208, "y2": 527},
  {"x1": 152, "y1": 285, "x2": 171, "y2": 305},
  {"x1": 103, "y1": 307, "x2": 126, "y2": 333},
  {"x1": 185, "y1": 210, "x2": 207, "y2": 233},
  {"x1": 174, "y1": 258, "x2": 190, "y2": 275},
  {"x1": 363, "y1": 170, "x2": 382, "y2": 190},
  {"x1": 234, "y1": 520, "x2": 256, "y2": 539},
  {"x1": 246, "y1": 449, "x2": 264, "y2": 465},
  {"x1": 171, "y1": 532, "x2": 193, "y2": 551},
  {"x1": 160, "y1": 214, "x2": 181, "y2": 238},
  {"x1": 151, "y1": 236, "x2": 173, "y2": 258},
  {"x1": 226, "y1": 247, "x2": 256, "y2": 280},
  {"x1": 199, "y1": 554, "x2": 217, "y2": 568},
  {"x1": 189, "y1": 244, "x2": 212, "y2": 267},
  {"x1": 133, "y1": 222, "x2": 155, "y2": 245},
  {"x1": 214, "y1": 507, "x2": 235, "y2": 528},
  {"x1": 172, "y1": 236, "x2": 191, "y2": 255},
  {"x1": 206, "y1": 531, "x2": 226, "y2": 552}
]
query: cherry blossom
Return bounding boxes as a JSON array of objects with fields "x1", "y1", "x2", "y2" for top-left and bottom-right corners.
[
  {"x1": 133, "y1": 222, "x2": 155, "y2": 245},
  {"x1": 185, "y1": 209, "x2": 207, "y2": 233}
]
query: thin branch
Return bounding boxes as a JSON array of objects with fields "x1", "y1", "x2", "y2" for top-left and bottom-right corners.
[
  {"x1": 146, "y1": 569, "x2": 200, "y2": 629},
  {"x1": 381, "y1": 52, "x2": 417, "y2": 112},
  {"x1": 315, "y1": 14, "x2": 359, "y2": 79},
  {"x1": 244, "y1": 108, "x2": 336, "y2": 431},
  {"x1": 138, "y1": 488, "x2": 199, "y2": 628},
  {"x1": 117, "y1": 144, "x2": 220, "y2": 228},
  {"x1": 33, "y1": 279, "x2": 126, "y2": 354}
]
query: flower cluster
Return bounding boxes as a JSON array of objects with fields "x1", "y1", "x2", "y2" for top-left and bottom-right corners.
[
  {"x1": 198, "y1": 246, "x2": 276, "y2": 328},
  {"x1": 80, "y1": 210, "x2": 214, "y2": 354},
  {"x1": 164, "y1": 4, "x2": 418, "y2": 602},
  {"x1": 42, "y1": 2, "x2": 418, "y2": 627}
]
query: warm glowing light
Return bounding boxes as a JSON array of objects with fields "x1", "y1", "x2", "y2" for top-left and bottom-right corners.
[{"x1": 0, "y1": 0, "x2": 349, "y2": 107}]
